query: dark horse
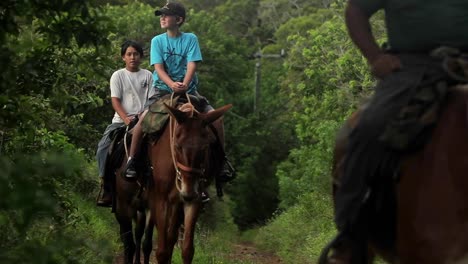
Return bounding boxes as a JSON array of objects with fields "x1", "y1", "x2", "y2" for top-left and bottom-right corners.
[
  {"x1": 328, "y1": 86, "x2": 468, "y2": 263},
  {"x1": 105, "y1": 126, "x2": 154, "y2": 264},
  {"x1": 147, "y1": 97, "x2": 232, "y2": 264}
]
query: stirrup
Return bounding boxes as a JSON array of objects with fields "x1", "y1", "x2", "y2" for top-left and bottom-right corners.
[{"x1": 124, "y1": 158, "x2": 137, "y2": 180}]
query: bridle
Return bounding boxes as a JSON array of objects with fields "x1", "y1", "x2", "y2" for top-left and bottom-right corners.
[{"x1": 168, "y1": 93, "x2": 208, "y2": 192}]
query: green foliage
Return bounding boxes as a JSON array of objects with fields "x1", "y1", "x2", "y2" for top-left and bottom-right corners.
[
  {"x1": 0, "y1": 150, "x2": 115, "y2": 263},
  {"x1": 254, "y1": 3, "x2": 389, "y2": 262},
  {"x1": 213, "y1": 0, "x2": 260, "y2": 45},
  {"x1": 274, "y1": 9, "x2": 334, "y2": 50},
  {"x1": 258, "y1": 0, "x2": 329, "y2": 32},
  {"x1": 0, "y1": 0, "x2": 111, "y2": 46},
  {"x1": 104, "y1": 2, "x2": 160, "y2": 54},
  {"x1": 274, "y1": 4, "x2": 387, "y2": 210},
  {"x1": 1, "y1": 0, "x2": 115, "y2": 156},
  {"x1": 254, "y1": 192, "x2": 335, "y2": 263},
  {"x1": 178, "y1": 0, "x2": 227, "y2": 12},
  {"x1": 0, "y1": 1, "x2": 122, "y2": 262},
  {"x1": 226, "y1": 107, "x2": 298, "y2": 230},
  {"x1": 184, "y1": 10, "x2": 253, "y2": 111},
  {"x1": 277, "y1": 12, "x2": 375, "y2": 209}
]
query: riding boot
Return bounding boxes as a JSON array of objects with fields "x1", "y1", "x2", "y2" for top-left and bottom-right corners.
[
  {"x1": 215, "y1": 179, "x2": 224, "y2": 199},
  {"x1": 96, "y1": 177, "x2": 112, "y2": 207},
  {"x1": 218, "y1": 156, "x2": 236, "y2": 183},
  {"x1": 214, "y1": 157, "x2": 233, "y2": 200}
]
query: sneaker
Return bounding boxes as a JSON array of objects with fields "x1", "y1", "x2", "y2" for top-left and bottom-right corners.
[
  {"x1": 201, "y1": 191, "x2": 210, "y2": 203},
  {"x1": 124, "y1": 158, "x2": 137, "y2": 180}
]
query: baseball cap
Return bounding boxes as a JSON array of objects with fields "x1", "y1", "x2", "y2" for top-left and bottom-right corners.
[{"x1": 154, "y1": 2, "x2": 186, "y2": 19}]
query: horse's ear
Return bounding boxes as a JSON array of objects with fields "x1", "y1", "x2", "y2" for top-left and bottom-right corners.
[
  {"x1": 202, "y1": 104, "x2": 233, "y2": 125},
  {"x1": 164, "y1": 103, "x2": 188, "y2": 123}
]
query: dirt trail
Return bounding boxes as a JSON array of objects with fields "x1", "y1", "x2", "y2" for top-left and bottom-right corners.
[
  {"x1": 113, "y1": 249, "x2": 157, "y2": 264},
  {"x1": 227, "y1": 242, "x2": 283, "y2": 264},
  {"x1": 113, "y1": 241, "x2": 282, "y2": 264}
]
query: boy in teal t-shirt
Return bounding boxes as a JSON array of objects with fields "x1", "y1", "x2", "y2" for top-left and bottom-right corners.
[
  {"x1": 150, "y1": 27, "x2": 202, "y2": 94},
  {"x1": 124, "y1": 2, "x2": 235, "y2": 202}
]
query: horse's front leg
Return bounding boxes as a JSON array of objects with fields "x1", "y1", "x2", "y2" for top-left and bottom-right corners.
[
  {"x1": 165, "y1": 201, "x2": 183, "y2": 263},
  {"x1": 155, "y1": 196, "x2": 181, "y2": 264},
  {"x1": 142, "y1": 212, "x2": 154, "y2": 264},
  {"x1": 181, "y1": 202, "x2": 201, "y2": 264},
  {"x1": 154, "y1": 198, "x2": 171, "y2": 264},
  {"x1": 133, "y1": 210, "x2": 146, "y2": 264},
  {"x1": 115, "y1": 213, "x2": 136, "y2": 264}
]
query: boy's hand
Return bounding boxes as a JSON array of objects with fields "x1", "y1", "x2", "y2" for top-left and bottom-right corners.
[
  {"x1": 369, "y1": 53, "x2": 402, "y2": 79},
  {"x1": 172, "y1": 81, "x2": 188, "y2": 93},
  {"x1": 124, "y1": 116, "x2": 135, "y2": 126}
]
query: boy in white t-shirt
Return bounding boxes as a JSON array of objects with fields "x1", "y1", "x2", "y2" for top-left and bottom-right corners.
[{"x1": 96, "y1": 40, "x2": 154, "y2": 207}]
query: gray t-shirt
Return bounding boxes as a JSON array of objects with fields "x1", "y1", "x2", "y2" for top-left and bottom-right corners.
[
  {"x1": 352, "y1": 0, "x2": 468, "y2": 51},
  {"x1": 110, "y1": 68, "x2": 154, "y2": 123}
]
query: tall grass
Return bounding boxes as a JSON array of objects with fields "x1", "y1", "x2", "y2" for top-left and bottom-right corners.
[{"x1": 254, "y1": 191, "x2": 336, "y2": 263}]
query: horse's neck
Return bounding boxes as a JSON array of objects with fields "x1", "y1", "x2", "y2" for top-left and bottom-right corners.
[
  {"x1": 398, "y1": 88, "x2": 468, "y2": 262},
  {"x1": 452, "y1": 85, "x2": 468, "y2": 118},
  {"x1": 402, "y1": 87, "x2": 468, "y2": 193},
  {"x1": 149, "y1": 121, "x2": 174, "y2": 171},
  {"x1": 429, "y1": 87, "x2": 468, "y2": 149}
]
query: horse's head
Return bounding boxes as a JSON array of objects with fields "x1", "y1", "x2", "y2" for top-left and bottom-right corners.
[{"x1": 165, "y1": 102, "x2": 232, "y2": 202}]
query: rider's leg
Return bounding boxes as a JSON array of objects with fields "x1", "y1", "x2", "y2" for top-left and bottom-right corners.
[
  {"x1": 327, "y1": 67, "x2": 426, "y2": 262},
  {"x1": 335, "y1": 62, "x2": 429, "y2": 229},
  {"x1": 212, "y1": 117, "x2": 225, "y2": 146},
  {"x1": 96, "y1": 123, "x2": 121, "y2": 206},
  {"x1": 125, "y1": 110, "x2": 148, "y2": 179},
  {"x1": 204, "y1": 109, "x2": 235, "y2": 201},
  {"x1": 195, "y1": 94, "x2": 235, "y2": 201},
  {"x1": 212, "y1": 117, "x2": 236, "y2": 183}
]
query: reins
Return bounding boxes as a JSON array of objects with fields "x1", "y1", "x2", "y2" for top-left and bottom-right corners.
[{"x1": 169, "y1": 93, "x2": 205, "y2": 192}]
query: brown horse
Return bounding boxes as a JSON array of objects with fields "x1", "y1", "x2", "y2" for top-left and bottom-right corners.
[
  {"x1": 106, "y1": 128, "x2": 154, "y2": 264},
  {"x1": 147, "y1": 98, "x2": 232, "y2": 264},
  {"x1": 329, "y1": 86, "x2": 468, "y2": 263}
]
